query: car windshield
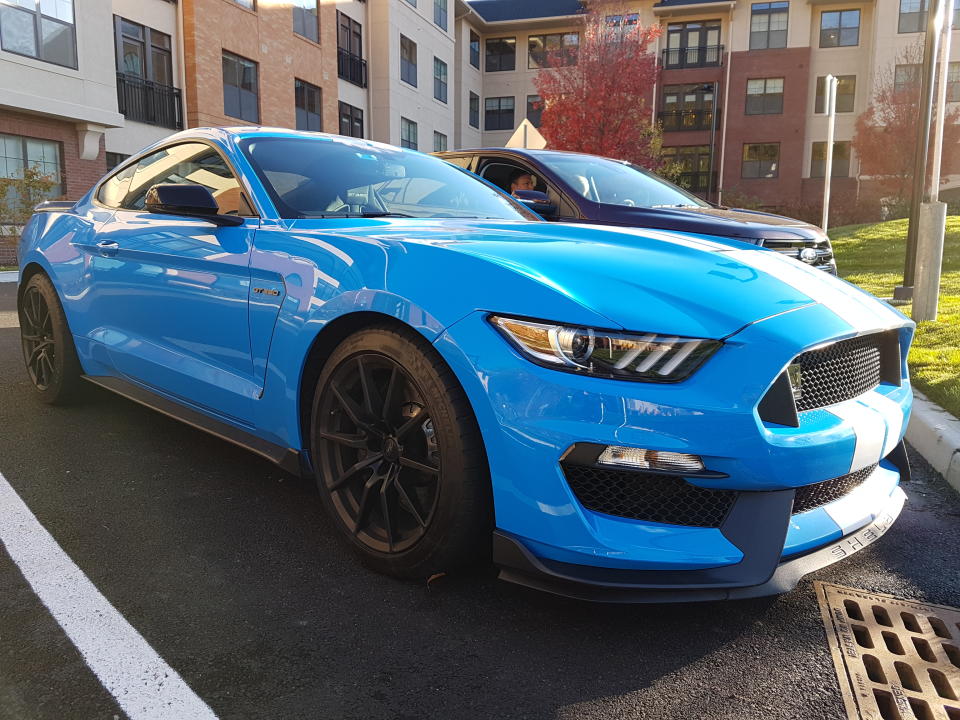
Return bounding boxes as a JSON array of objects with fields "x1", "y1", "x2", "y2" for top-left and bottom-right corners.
[
  {"x1": 239, "y1": 136, "x2": 537, "y2": 221},
  {"x1": 536, "y1": 154, "x2": 709, "y2": 209}
]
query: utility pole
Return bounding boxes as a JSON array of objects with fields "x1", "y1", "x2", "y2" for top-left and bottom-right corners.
[
  {"x1": 895, "y1": 0, "x2": 944, "y2": 302},
  {"x1": 913, "y1": 0, "x2": 954, "y2": 321},
  {"x1": 705, "y1": 81, "x2": 719, "y2": 203},
  {"x1": 821, "y1": 75, "x2": 838, "y2": 234}
]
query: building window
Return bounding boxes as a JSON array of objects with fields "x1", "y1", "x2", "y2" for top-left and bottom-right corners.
[
  {"x1": 404, "y1": 0, "x2": 415, "y2": 6},
  {"x1": 485, "y1": 96, "x2": 515, "y2": 131},
  {"x1": 485, "y1": 37, "x2": 515, "y2": 72},
  {"x1": 664, "y1": 21, "x2": 722, "y2": 69},
  {"x1": 528, "y1": 32, "x2": 579, "y2": 69},
  {"x1": 815, "y1": 75, "x2": 856, "y2": 113},
  {"x1": 894, "y1": 64, "x2": 920, "y2": 94},
  {"x1": 662, "y1": 145, "x2": 713, "y2": 193},
  {"x1": 231, "y1": 0, "x2": 254, "y2": 9},
  {"x1": 434, "y1": 0, "x2": 447, "y2": 30},
  {"x1": 400, "y1": 117, "x2": 418, "y2": 149},
  {"x1": 0, "y1": 134, "x2": 62, "y2": 207},
  {"x1": 819, "y1": 10, "x2": 860, "y2": 48},
  {"x1": 659, "y1": 84, "x2": 716, "y2": 131},
  {"x1": 434, "y1": 57, "x2": 448, "y2": 103},
  {"x1": 469, "y1": 92, "x2": 480, "y2": 128},
  {"x1": 897, "y1": 0, "x2": 960, "y2": 32},
  {"x1": 106, "y1": 152, "x2": 130, "y2": 171},
  {"x1": 742, "y1": 143, "x2": 780, "y2": 178},
  {"x1": 811, "y1": 141, "x2": 851, "y2": 178},
  {"x1": 222, "y1": 51, "x2": 259, "y2": 123},
  {"x1": 337, "y1": 11, "x2": 366, "y2": 88},
  {"x1": 400, "y1": 34, "x2": 417, "y2": 87},
  {"x1": 469, "y1": 30, "x2": 480, "y2": 68},
  {"x1": 433, "y1": 131, "x2": 447, "y2": 152},
  {"x1": 949, "y1": 62, "x2": 960, "y2": 102},
  {"x1": 0, "y1": 0, "x2": 76, "y2": 68},
  {"x1": 294, "y1": 79, "x2": 322, "y2": 131},
  {"x1": 339, "y1": 101, "x2": 363, "y2": 138},
  {"x1": 750, "y1": 2, "x2": 788, "y2": 50},
  {"x1": 527, "y1": 95, "x2": 543, "y2": 128},
  {"x1": 605, "y1": 13, "x2": 639, "y2": 41},
  {"x1": 293, "y1": 0, "x2": 319, "y2": 43},
  {"x1": 745, "y1": 78, "x2": 784, "y2": 115},
  {"x1": 115, "y1": 17, "x2": 172, "y2": 86}
]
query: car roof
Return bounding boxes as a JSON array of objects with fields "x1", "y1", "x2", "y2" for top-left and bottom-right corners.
[
  {"x1": 153, "y1": 126, "x2": 413, "y2": 155},
  {"x1": 436, "y1": 148, "x2": 627, "y2": 163}
]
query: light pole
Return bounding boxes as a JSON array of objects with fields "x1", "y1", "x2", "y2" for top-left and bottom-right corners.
[
  {"x1": 702, "y1": 82, "x2": 719, "y2": 203},
  {"x1": 821, "y1": 75, "x2": 838, "y2": 234}
]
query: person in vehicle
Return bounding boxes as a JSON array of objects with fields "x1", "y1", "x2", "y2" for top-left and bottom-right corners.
[{"x1": 509, "y1": 171, "x2": 534, "y2": 196}]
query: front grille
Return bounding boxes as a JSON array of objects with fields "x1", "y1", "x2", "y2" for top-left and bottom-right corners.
[
  {"x1": 762, "y1": 238, "x2": 834, "y2": 269},
  {"x1": 793, "y1": 463, "x2": 877, "y2": 514},
  {"x1": 562, "y1": 464, "x2": 737, "y2": 527},
  {"x1": 794, "y1": 335, "x2": 883, "y2": 411}
]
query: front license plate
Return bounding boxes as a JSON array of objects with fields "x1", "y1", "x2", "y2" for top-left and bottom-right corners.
[{"x1": 822, "y1": 487, "x2": 905, "y2": 563}]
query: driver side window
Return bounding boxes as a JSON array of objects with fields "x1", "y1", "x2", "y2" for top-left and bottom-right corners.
[
  {"x1": 118, "y1": 143, "x2": 252, "y2": 216},
  {"x1": 479, "y1": 159, "x2": 578, "y2": 219}
]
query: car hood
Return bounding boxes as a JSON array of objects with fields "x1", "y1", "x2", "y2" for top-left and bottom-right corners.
[
  {"x1": 595, "y1": 204, "x2": 826, "y2": 242},
  {"x1": 289, "y1": 218, "x2": 894, "y2": 340}
]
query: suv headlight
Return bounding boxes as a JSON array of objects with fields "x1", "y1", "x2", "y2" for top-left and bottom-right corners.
[{"x1": 489, "y1": 315, "x2": 721, "y2": 382}]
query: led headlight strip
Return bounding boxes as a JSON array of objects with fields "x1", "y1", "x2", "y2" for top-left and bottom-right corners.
[{"x1": 489, "y1": 315, "x2": 721, "y2": 382}]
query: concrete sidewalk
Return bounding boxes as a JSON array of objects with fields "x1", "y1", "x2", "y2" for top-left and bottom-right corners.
[
  {"x1": 905, "y1": 391, "x2": 960, "y2": 495},
  {"x1": 0, "y1": 271, "x2": 18, "y2": 284}
]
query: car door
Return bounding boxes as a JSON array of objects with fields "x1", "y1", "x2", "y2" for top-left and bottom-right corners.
[{"x1": 83, "y1": 141, "x2": 259, "y2": 425}]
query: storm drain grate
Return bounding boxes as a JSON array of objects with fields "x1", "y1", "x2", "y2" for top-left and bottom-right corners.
[{"x1": 816, "y1": 582, "x2": 960, "y2": 720}]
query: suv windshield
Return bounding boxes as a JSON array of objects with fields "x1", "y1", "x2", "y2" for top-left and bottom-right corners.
[
  {"x1": 240, "y1": 136, "x2": 537, "y2": 221},
  {"x1": 535, "y1": 153, "x2": 709, "y2": 209}
]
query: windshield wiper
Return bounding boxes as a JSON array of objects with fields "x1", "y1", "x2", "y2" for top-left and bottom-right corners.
[
  {"x1": 651, "y1": 204, "x2": 700, "y2": 209},
  {"x1": 359, "y1": 211, "x2": 415, "y2": 218}
]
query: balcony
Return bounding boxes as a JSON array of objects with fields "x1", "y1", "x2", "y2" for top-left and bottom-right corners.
[
  {"x1": 658, "y1": 109, "x2": 720, "y2": 132},
  {"x1": 116, "y1": 73, "x2": 183, "y2": 130},
  {"x1": 661, "y1": 45, "x2": 724, "y2": 69},
  {"x1": 675, "y1": 171, "x2": 716, "y2": 194},
  {"x1": 338, "y1": 48, "x2": 368, "y2": 88}
]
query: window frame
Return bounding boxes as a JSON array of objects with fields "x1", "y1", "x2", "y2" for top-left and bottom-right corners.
[
  {"x1": 749, "y1": 2, "x2": 789, "y2": 50},
  {"x1": 810, "y1": 140, "x2": 851, "y2": 178},
  {"x1": 469, "y1": 91, "x2": 480, "y2": 129},
  {"x1": 400, "y1": 34, "x2": 417, "y2": 87},
  {"x1": 815, "y1": 75, "x2": 856, "y2": 113},
  {"x1": 292, "y1": 0, "x2": 319, "y2": 44},
  {"x1": 0, "y1": 132, "x2": 63, "y2": 205},
  {"x1": 433, "y1": 0, "x2": 447, "y2": 30},
  {"x1": 338, "y1": 101, "x2": 364, "y2": 138},
  {"x1": 469, "y1": 29, "x2": 480, "y2": 69},
  {"x1": 484, "y1": 96, "x2": 515, "y2": 131},
  {"x1": 222, "y1": 50, "x2": 260, "y2": 123},
  {"x1": 527, "y1": 31, "x2": 579, "y2": 69},
  {"x1": 433, "y1": 131, "x2": 447, "y2": 153},
  {"x1": 819, "y1": 9, "x2": 860, "y2": 48},
  {"x1": 433, "y1": 56, "x2": 448, "y2": 103},
  {"x1": 294, "y1": 78, "x2": 322, "y2": 132},
  {"x1": 0, "y1": 0, "x2": 78, "y2": 69},
  {"x1": 485, "y1": 36, "x2": 516, "y2": 72},
  {"x1": 400, "y1": 117, "x2": 418, "y2": 150},
  {"x1": 114, "y1": 16, "x2": 173, "y2": 87},
  {"x1": 741, "y1": 142, "x2": 780, "y2": 179},
  {"x1": 744, "y1": 77, "x2": 784, "y2": 115},
  {"x1": 526, "y1": 94, "x2": 543, "y2": 128},
  {"x1": 664, "y1": 20, "x2": 723, "y2": 68}
]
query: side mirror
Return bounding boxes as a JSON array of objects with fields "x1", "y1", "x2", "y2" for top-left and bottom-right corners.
[
  {"x1": 513, "y1": 189, "x2": 558, "y2": 219},
  {"x1": 144, "y1": 184, "x2": 244, "y2": 226}
]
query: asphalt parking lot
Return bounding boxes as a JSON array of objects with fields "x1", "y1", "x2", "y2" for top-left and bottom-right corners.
[{"x1": 1, "y1": 280, "x2": 959, "y2": 720}]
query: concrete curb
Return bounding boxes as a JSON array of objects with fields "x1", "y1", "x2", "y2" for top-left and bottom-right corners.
[
  {"x1": 905, "y1": 391, "x2": 960, "y2": 495},
  {"x1": 0, "y1": 271, "x2": 19, "y2": 284}
]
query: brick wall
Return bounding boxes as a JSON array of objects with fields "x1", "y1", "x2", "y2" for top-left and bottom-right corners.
[
  {"x1": 0, "y1": 110, "x2": 107, "y2": 201},
  {"x1": 182, "y1": 0, "x2": 339, "y2": 132}
]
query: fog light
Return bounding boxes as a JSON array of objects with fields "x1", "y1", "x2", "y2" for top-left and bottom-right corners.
[{"x1": 597, "y1": 446, "x2": 704, "y2": 473}]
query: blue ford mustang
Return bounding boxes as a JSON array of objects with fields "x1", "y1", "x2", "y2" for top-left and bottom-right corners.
[{"x1": 17, "y1": 128, "x2": 914, "y2": 602}]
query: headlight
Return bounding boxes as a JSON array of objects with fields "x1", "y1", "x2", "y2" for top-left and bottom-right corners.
[{"x1": 489, "y1": 315, "x2": 720, "y2": 382}]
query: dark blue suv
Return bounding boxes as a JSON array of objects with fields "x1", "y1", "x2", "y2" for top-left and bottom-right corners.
[{"x1": 435, "y1": 148, "x2": 836, "y2": 274}]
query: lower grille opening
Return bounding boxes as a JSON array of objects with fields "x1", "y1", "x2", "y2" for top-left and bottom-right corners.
[
  {"x1": 793, "y1": 463, "x2": 878, "y2": 514},
  {"x1": 562, "y1": 463, "x2": 736, "y2": 528}
]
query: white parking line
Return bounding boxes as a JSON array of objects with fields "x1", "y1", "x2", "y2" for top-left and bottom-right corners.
[
  {"x1": 0, "y1": 311, "x2": 18, "y2": 329},
  {"x1": 0, "y1": 472, "x2": 218, "y2": 720},
  {"x1": 0, "y1": 271, "x2": 18, "y2": 283}
]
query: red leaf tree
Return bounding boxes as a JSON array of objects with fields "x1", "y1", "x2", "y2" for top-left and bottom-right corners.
[
  {"x1": 853, "y1": 41, "x2": 960, "y2": 209},
  {"x1": 532, "y1": 3, "x2": 663, "y2": 169}
]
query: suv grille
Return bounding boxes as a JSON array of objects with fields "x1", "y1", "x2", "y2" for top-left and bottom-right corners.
[
  {"x1": 762, "y1": 238, "x2": 834, "y2": 270},
  {"x1": 562, "y1": 464, "x2": 736, "y2": 527},
  {"x1": 794, "y1": 335, "x2": 882, "y2": 412},
  {"x1": 793, "y1": 464, "x2": 878, "y2": 514}
]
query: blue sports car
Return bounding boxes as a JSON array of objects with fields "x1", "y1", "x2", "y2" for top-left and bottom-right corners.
[{"x1": 18, "y1": 128, "x2": 914, "y2": 602}]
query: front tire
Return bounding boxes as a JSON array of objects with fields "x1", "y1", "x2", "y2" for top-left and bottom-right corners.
[
  {"x1": 310, "y1": 325, "x2": 491, "y2": 579},
  {"x1": 18, "y1": 273, "x2": 83, "y2": 404}
]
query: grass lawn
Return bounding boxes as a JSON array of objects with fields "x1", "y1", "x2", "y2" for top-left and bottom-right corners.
[
  {"x1": 0, "y1": 266, "x2": 17, "y2": 272},
  {"x1": 831, "y1": 216, "x2": 960, "y2": 418}
]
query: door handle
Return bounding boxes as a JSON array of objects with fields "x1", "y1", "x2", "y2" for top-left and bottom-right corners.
[{"x1": 96, "y1": 240, "x2": 119, "y2": 257}]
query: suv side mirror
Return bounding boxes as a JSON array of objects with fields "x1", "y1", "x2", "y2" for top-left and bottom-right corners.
[
  {"x1": 145, "y1": 184, "x2": 244, "y2": 226},
  {"x1": 513, "y1": 189, "x2": 558, "y2": 219}
]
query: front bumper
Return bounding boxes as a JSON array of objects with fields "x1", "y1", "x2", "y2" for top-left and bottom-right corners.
[{"x1": 492, "y1": 444, "x2": 909, "y2": 602}]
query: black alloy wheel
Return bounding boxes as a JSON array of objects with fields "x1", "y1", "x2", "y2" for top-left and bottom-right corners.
[
  {"x1": 18, "y1": 273, "x2": 82, "y2": 404},
  {"x1": 311, "y1": 326, "x2": 491, "y2": 578},
  {"x1": 316, "y1": 353, "x2": 441, "y2": 554}
]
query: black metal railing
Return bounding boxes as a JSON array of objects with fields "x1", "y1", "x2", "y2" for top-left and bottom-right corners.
[
  {"x1": 675, "y1": 171, "x2": 716, "y2": 194},
  {"x1": 116, "y1": 73, "x2": 183, "y2": 130},
  {"x1": 658, "y1": 109, "x2": 720, "y2": 132},
  {"x1": 338, "y1": 48, "x2": 368, "y2": 88},
  {"x1": 661, "y1": 44, "x2": 724, "y2": 69}
]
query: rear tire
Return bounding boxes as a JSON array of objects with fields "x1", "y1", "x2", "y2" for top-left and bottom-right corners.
[
  {"x1": 310, "y1": 325, "x2": 491, "y2": 579},
  {"x1": 18, "y1": 273, "x2": 83, "y2": 405}
]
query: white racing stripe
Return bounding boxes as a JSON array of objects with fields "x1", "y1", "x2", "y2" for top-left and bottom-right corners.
[
  {"x1": 859, "y1": 391, "x2": 905, "y2": 457},
  {"x1": 827, "y1": 399, "x2": 887, "y2": 473},
  {"x1": 823, "y1": 466, "x2": 895, "y2": 535},
  {"x1": 727, "y1": 248, "x2": 903, "y2": 334},
  {"x1": 0, "y1": 472, "x2": 218, "y2": 720}
]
